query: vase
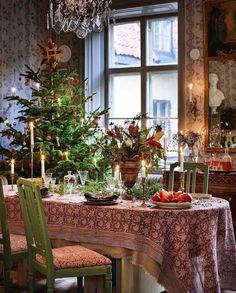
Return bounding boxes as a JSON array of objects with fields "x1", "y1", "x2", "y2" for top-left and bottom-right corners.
[
  {"x1": 120, "y1": 159, "x2": 141, "y2": 200},
  {"x1": 184, "y1": 145, "x2": 199, "y2": 162}
]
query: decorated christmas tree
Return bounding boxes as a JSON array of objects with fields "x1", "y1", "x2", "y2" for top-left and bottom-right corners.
[{"x1": 0, "y1": 38, "x2": 107, "y2": 180}]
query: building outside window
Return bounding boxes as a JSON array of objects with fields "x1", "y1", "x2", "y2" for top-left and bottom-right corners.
[{"x1": 105, "y1": 3, "x2": 179, "y2": 163}]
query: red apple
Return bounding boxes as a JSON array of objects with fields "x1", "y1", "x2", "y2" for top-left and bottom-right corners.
[
  {"x1": 159, "y1": 189, "x2": 169, "y2": 198},
  {"x1": 178, "y1": 193, "x2": 192, "y2": 203},
  {"x1": 152, "y1": 193, "x2": 160, "y2": 202}
]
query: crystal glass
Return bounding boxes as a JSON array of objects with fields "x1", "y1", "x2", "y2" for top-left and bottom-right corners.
[
  {"x1": 78, "y1": 170, "x2": 88, "y2": 186},
  {"x1": 45, "y1": 173, "x2": 52, "y2": 188},
  {"x1": 64, "y1": 171, "x2": 76, "y2": 195},
  {"x1": 50, "y1": 177, "x2": 57, "y2": 192}
]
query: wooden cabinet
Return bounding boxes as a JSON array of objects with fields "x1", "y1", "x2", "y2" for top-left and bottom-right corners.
[{"x1": 163, "y1": 171, "x2": 236, "y2": 226}]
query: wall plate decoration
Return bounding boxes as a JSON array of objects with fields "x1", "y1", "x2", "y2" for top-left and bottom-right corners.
[
  {"x1": 58, "y1": 45, "x2": 71, "y2": 63},
  {"x1": 190, "y1": 48, "x2": 200, "y2": 60}
]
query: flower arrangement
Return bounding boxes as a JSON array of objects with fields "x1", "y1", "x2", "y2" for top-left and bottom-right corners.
[
  {"x1": 173, "y1": 131, "x2": 201, "y2": 147},
  {"x1": 100, "y1": 117, "x2": 164, "y2": 167}
]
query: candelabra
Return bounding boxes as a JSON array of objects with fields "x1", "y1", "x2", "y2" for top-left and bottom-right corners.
[
  {"x1": 179, "y1": 171, "x2": 185, "y2": 192},
  {"x1": 8, "y1": 174, "x2": 15, "y2": 192},
  {"x1": 140, "y1": 177, "x2": 147, "y2": 208}
]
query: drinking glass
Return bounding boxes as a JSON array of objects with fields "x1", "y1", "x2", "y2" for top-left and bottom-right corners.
[
  {"x1": 78, "y1": 170, "x2": 88, "y2": 186},
  {"x1": 50, "y1": 177, "x2": 57, "y2": 192},
  {"x1": 45, "y1": 173, "x2": 52, "y2": 188}
]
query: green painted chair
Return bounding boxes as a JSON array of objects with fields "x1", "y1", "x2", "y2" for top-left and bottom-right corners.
[
  {"x1": 168, "y1": 162, "x2": 209, "y2": 193},
  {"x1": 17, "y1": 178, "x2": 112, "y2": 293},
  {"x1": 0, "y1": 181, "x2": 28, "y2": 291}
]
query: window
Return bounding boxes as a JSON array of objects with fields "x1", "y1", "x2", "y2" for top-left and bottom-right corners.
[{"x1": 105, "y1": 3, "x2": 179, "y2": 161}]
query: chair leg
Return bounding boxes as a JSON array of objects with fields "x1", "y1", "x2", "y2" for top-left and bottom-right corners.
[
  {"x1": 77, "y1": 276, "x2": 83, "y2": 293},
  {"x1": 46, "y1": 276, "x2": 55, "y2": 293},
  {"x1": 105, "y1": 266, "x2": 112, "y2": 293},
  {"x1": 3, "y1": 267, "x2": 11, "y2": 292},
  {"x1": 17, "y1": 258, "x2": 27, "y2": 287}
]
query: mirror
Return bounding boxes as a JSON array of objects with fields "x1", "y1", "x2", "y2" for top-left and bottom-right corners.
[{"x1": 204, "y1": 0, "x2": 236, "y2": 151}]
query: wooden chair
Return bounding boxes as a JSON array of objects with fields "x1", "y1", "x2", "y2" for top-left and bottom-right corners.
[
  {"x1": 0, "y1": 181, "x2": 28, "y2": 291},
  {"x1": 17, "y1": 178, "x2": 112, "y2": 293},
  {"x1": 168, "y1": 162, "x2": 209, "y2": 193}
]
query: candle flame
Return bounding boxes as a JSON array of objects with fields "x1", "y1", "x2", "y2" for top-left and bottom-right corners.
[
  {"x1": 142, "y1": 160, "x2": 145, "y2": 167},
  {"x1": 41, "y1": 154, "x2": 45, "y2": 160},
  {"x1": 29, "y1": 121, "x2": 34, "y2": 128},
  {"x1": 189, "y1": 83, "x2": 193, "y2": 90}
]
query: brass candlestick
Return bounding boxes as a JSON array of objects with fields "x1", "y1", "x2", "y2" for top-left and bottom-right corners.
[
  {"x1": 179, "y1": 171, "x2": 185, "y2": 191},
  {"x1": 140, "y1": 177, "x2": 147, "y2": 208}
]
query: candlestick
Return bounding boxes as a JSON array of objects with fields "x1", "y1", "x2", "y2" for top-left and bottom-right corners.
[
  {"x1": 29, "y1": 122, "x2": 34, "y2": 146},
  {"x1": 141, "y1": 160, "x2": 146, "y2": 178},
  {"x1": 140, "y1": 177, "x2": 147, "y2": 208},
  {"x1": 41, "y1": 154, "x2": 45, "y2": 179},
  {"x1": 163, "y1": 135, "x2": 167, "y2": 157},
  {"x1": 189, "y1": 83, "x2": 193, "y2": 103},
  {"x1": 179, "y1": 147, "x2": 184, "y2": 172},
  {"x1": 179, "y1": 171, "x2": 185, "y2": 192}
]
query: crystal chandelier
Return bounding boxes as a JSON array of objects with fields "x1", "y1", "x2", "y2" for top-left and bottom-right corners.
[{"x1": 48, "y1": 0, "x2": 112, "y2": 38}]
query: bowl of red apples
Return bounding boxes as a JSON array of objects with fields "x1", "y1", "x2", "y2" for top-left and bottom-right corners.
[{"x1": 151, "y1": 190, "x2": 193, "y2": 209}]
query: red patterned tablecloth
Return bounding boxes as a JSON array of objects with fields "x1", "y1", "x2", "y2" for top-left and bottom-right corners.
[{"x1": 5, "y1": 195, "x2": 236, "y2": 293}]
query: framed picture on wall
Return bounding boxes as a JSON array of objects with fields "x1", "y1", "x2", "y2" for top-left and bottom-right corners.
[{"x1": 206, "y1": 0, "x2": 236, "y2": 58}]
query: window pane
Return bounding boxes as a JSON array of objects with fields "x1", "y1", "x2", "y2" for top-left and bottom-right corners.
[
  {"x1": 109, "y1": 22, "x2": 141, "y2": 68},
  {"x1": 147, "y1": 71, "x2": 178, "y2": 118},
  {"x1": 146, "y1": 17, "x2": 178, "y2": 65},
  {"x1": 109, "y1": 74, "x2": 141, "y2": 118}
]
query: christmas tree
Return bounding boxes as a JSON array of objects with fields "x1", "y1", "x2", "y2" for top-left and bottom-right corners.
[{"x1": 0, "y1": 38, "x2": 107, "y2": 180}]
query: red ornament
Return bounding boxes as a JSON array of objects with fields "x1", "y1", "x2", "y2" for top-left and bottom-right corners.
[{"x1": 29, "y1": 162, "x2": 33, "y2": 169}]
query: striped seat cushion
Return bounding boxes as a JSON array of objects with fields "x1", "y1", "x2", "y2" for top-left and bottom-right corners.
[
  {"x1": 0, "y1": 234, "x2": 27, "y2": 252},
  {"x1": 36, "y1": 245, "x2": 112, "y2": 269}
]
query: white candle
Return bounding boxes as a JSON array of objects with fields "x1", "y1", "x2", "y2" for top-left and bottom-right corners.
[
  {"x1": 115, "y1": 165, "x2": 120, "y2": 180},
  {"x1": 179, "y1": 147, "x2": 184, "y2": 172},
  {"x1": 41, "y1": 155, "x2": 45, "y2": 178},
  {"x1": 163, "y1": 136, "x2": 167, "y2": 157},
  {"x1": 10, "y1": 159, "x2": 15, "y2": 175},
  {"x1": 35, "y1": 82, "x2": 40, "y2": 91},
  {"x1": 11, "y1": 87, "x2": 16, "y2": 95},
  {"x1": 189, "y1": 83, "x2": 193, "y2": 103},
  {"x1": 29, "y1": 122, "x2": 34, "y2": 146},
  {"x1": 65, "y1": 151, "x2": 69, "y2": 161},
  {"x1": 141, "y1": 160, "x2": 146, "y2": 178}
]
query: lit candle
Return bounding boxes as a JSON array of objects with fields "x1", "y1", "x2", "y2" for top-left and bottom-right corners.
[
  {"x1": 11, "y1": 87, "x2": 16, "y2": 95},
  {"x1": 41, "y1": 154, "x2": 45, "y2": 178},
  {"x1": 65, "y1": 151, "x2": 69, "y2": 160},
  {"x1": 179, "y1": 147, "x2": 184, "y2": 172},
  {"x1": 29, "y1": 122, "x2": 34, "y2": 146},
  {"x1": 81, "y1": 118, "x2": 84, "y2": 125},
  {"x1": 141, "y1": 160, "x2": 146, "y2": 178},
  {"x1": 163, "y1": 135, "x2": 167, "y2": 157},
  {"x1": 35, "y1": 82, "x2": 40, "y2": 91},
  {"x1": 58, "y1": 97, "x2": 61, "y2": 106},
  {"x1": 115, "y1": 165, "x2": 120, "y2": 180},
  {"x1": 10, "y1": 159, "x2": 15, "y2": 175},
  {"x1": 189, "y1": 83, "x2": 193, "y2": 103}
]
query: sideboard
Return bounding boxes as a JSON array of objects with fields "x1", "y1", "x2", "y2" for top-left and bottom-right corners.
[{"x1": 163, "y1": 171, "x2": 236, "y2": 226}]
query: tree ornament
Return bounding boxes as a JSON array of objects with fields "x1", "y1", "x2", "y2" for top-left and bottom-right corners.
[
  {"x1": 38, "y1": 37, "x2": 63, "y2": 68},
  {"x1": 29, "y1": 162, "x2": 33, "y2": 169},
  {"x1": 20, "y1": 166, "x2": 25, "y2": 173},
  {"x1": 46, "y1": 133, "x2": 52, "y2": 141}
]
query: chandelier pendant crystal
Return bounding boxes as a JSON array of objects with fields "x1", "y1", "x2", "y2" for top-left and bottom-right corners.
[{"x1": 48, "y1": 0, "x2": 112, "y2": 38}]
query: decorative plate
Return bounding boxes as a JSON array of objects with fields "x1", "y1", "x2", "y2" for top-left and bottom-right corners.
[
  {"x1": 58, "y1": 45, "x2": 71, "y2": 63},
  {"x1": 150, "y1": 200, "x2": 192, "y2": 209}
]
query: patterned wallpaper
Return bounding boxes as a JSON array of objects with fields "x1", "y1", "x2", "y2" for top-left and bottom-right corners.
[{"x1": 0, "y1": 0, "x2": 82, "y2": 147}]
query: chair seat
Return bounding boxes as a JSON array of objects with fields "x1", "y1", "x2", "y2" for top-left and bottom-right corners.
[
  {"x1": 0, "y1": 234, "x2": 27, "y2": 252},
  {"x1": 36, "y1": 245, "x2": 112, "y2": 269}
]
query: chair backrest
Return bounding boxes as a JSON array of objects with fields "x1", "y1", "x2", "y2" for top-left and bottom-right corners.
[
  {"x1": 17, "y1": 178, "x2": 54, "y2": 269},
  {"x1": 168, "y1": 162, "x2": 209, "y2": 193},
  {"x1": 0, "y1": 181, "x2": 12, "y2": 261},
  {"x1": 0, "y1": 175, "x2": 8, "y2": 185}
]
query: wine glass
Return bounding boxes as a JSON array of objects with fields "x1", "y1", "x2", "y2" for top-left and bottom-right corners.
[
  {"x1": 50, "y1": 177, "x2": 57, "y2": 192},
  {"x1": 45, "y1": 173, "x2": 52, "y2": 188},
  {"x1": 78, "y1": 170, "x2": 88, "y2": 186}
]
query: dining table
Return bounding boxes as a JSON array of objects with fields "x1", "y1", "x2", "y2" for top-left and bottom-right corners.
[{"x1": 3, "y1": 186, "x2": 236, "y2": 293}]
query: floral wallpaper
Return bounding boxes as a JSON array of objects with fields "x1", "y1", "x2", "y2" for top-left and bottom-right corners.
[{"x1": 0, "y1": 0, "x2": 82, "y2": 148}]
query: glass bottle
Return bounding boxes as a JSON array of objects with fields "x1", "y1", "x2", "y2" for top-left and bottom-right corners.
[{"x1": 221, "y1": 148, "x2": 233, "y2": 171}]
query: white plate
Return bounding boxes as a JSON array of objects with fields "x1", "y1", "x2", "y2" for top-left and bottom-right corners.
[
  {"x1": 58, "y1": 45, "x2": 71, "y2": 63},
  {"x1": 150, "y1": 199, "x2": 192, "y2": 209}
]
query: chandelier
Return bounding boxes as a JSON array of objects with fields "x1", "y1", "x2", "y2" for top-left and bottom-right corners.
[{"x1": 48, "y1": 0, "x2": 112, "y2": 38}]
